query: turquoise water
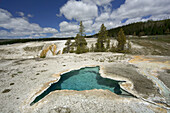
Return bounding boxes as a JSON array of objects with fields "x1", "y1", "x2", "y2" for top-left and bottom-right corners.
[{"x1": 30, "y1": 66, "x2": 132, "y2": 106}]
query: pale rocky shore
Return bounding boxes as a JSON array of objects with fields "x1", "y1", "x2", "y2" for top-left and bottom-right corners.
[{"x1": 0, "y1": 39, "x2": 170, "y2": 113}]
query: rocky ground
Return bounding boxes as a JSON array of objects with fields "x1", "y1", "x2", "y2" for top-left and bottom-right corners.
[{"x1": 0, "y1": 39, "x2": 170, "y2": 113}]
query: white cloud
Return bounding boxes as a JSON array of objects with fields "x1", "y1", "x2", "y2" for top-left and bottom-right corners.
[
  {"x1": 83, "y1": 20, "x2": 93, "y2": 27},
  {"x1": 53, "y1": 32, "x2": 77, "y2": 38},
  {"x1": 1, "y1": 0, "x2": 170, "y2": 38},
  {"x1": 1, "y1": 18, "x2": 42, "y2": 32},
  {"x1": 0, "y1": 8, "x2": 58, "y2": 38},
  {"x1": 102, "y1": 4, "x2": 112, "y2": 13},
  {"x1": 82, "y1": 0, "x2": 114, "y2": 6},
  {"x1": 104, "y1": 21, "x2": 118, "y2": 29},
  {"x1": 59, "y1": 21, "x2": 79, "y2": 32},
  {"x1": 124, "y1": 17, "x2": 143, "y2": 25},
  {"x1": 91, "y1": 19, "x2": 122, "y2": 33},
  {"x1": 57, "y1": 0, "x2": 121, "y2": 35},
  {"x1": 30, "y1": 33, "x2": 46, "y2": 38},
  {"x1": 16, "y1": 12, "x2": 33, "y2": 18},
  {"x1": 60, "y1": 0, "x2": 98, "y2": 21},
  {"x1": 0, "y1": 9, "x2": 12, "y2": 23},
  {"x1": 58, "y1": 20, "x2": 94, "y2": 36},
  {"x1": 0, "y1": 30, "x2": 9, "y2": 36},
  {"x1": 147, "y1": 14, "x2": 170, "y2": 21},
  {"x1": 95, "y1": 13, "x2": 110, "y2": 22},
  {"x1": 83, "y1": 20, "x2": 93, "y2": 33},
  {"x1": 43, "y1": 27, "x2": 58, "y2": 33},
  {"x1": 16, "y1": 12, "x2": 24, "y2": 17},
  {"x1": 111, "y1": 0, "x2": 170, "y2": 20},
  {"x1": 91, "y1": 22, "x2": 102, "y2": 33},
  {"x1": 0, "y1": 30, "x2": 30, "y2": 37},
  {"x1": 27, "y1": 14, "x2": 33, "y2": 18}
]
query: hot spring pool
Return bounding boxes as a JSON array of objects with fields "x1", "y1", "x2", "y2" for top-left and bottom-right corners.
[{"x1": 30, "y1": 66, "x2": 132, "y2": 106}]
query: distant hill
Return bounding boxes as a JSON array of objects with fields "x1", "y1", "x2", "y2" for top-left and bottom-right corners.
[
  {"x1": 0, "y1": 37, "x2": 74, "y2": 45},
  {"x1": 88, "y1": 19, "x2": 170, "y2": 38}
]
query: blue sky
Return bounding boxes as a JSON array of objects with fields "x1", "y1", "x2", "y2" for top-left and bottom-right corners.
[{"x1": 0, "y1": 0, "x2": 170, "y2": 39}]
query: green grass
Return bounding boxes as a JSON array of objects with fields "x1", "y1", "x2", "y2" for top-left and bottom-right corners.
[{"x1": 129, "y1": 35, "x2": 170, "y2": 43}]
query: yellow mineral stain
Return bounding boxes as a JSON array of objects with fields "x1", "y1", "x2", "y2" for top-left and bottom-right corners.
[
  {"x1": 148, "y1": 105, "x2": 167, "y2": 113},
  {"x1": 40, "y1": 44, "x2": 57, "y2": 58},
  {"x1": 129, "y1": 56, "x2": 154, "y2": 63},
  {"x1": 121, "y1": 83, "x2": 132, "y2": 90},
  {"x1": 129, "y1": 56, "x2": 170, "y2": 67}
]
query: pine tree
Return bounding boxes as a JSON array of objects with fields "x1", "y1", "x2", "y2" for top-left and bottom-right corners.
[
  {"x1": 62, "y1": 47, "x2": 67, "y2": 54},
  {"x1": 90, "y1": 44, "x2": 94, "y2": 52},
  {"x1": 70, "y1": 42, "x2": 75, "y2": 53},
  {"x1": 79, "y1": 21, "x2": 85, "y2": 37},
  {"x1": 75, "y1": 34, "x2": 81, "y2": 47},
  {"x1": 110, "y1": 44, "x2": 116, "y2": 52},
  {"x1": 117, "y1": 28, "x2": 126, "y2": 51},
  {"x1": 76, "y1": 45, "x2": 81, "y2": 54},
  {"x1": 75, "y1": 21, "x2": 88, "y2": 54},
  {"x1": 95, "y1": 24, "x2": 108, "y2": 52},
  {"x1": 106, "y1": 37, "x2": 110, "y2": 50},
  {"x1": 65, "y1": 39, "x2": 71, "y2": 53}
]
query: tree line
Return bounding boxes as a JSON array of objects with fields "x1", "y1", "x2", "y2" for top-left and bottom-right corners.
[
  {"x1": 63, "y1": 21, "x2": 131, "y2": 54},
  {"x1": 107, "y1": 19, "x2": 170, "y2": 37},
  {"x1": 86, "y1": 19, "x2": 170, "y2": 38}
]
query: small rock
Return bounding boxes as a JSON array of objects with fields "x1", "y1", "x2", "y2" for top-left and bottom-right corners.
[
  {"x1": 10, "y1": 83, "x2": 14, "y2": 85},
  {"x1": 11, "y1": 73, "x2": 17, "y2": 78},
  {"x1": 18, "y1": 71, "x2": 23, "y2": 73},
  {"x1": 49, "y1": 107, "x2": 71, "y2": 113},
  {"x1": 2, "y1": 89, "x2": 11, "y2": 93},
  {"x1": 41, "y1": 70, "x2": 47, "y2": 72}
]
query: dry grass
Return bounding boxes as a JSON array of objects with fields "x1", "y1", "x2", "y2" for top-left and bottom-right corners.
[{"x1": 131, "y1": 39, "x2": 170, "y2": 56}]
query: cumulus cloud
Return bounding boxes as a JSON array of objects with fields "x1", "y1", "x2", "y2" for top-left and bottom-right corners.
[
  {"x1": 146, "y1": 14, "x2": 170, "y2": 21},
  {"x1": 0, "y1": 30, "x2": 9, "y2": 36},
  {"x1": 16, "y1": 12, "x2": 33, "y2": 18},
  {"x1": 16, "y1": 12, "x2": 24, "y2": 17},
  {"x1": 60, "y1": 0, "x2": 98, "y2": 21},
  {"x1": 58, "y1": 20, "x2": 94, "y2": 36},
  {"x1": 53, "y1": 31, "x2": 77, "y2": 38},
  {"x1": 82, "y1": 0, "x2": 114, "y2": 6},
  {"x1": 111, "y1": 0, "x2": 170, "y2": 21},
  {"x1": 0, "y1": 9, "x2": 12, "y2": 23},
  {"x1": 1, "y1": 18, "x2": 42, "y2": 32},
  {"x1": 0, "y1": 8, "x2": 58, "y2": 38},
  {"x1": 57, "y1": 0, "x2": 117, "y2": 35},
  {"x1": 1, "y1": 0, "x2": 170, "y2": 38},
  {"x1": 82, "y1": 20, "x2": 93, "y2": 33},
  {"x1": 58, "y1": 0, "x2": 114, "y2": 35},
  {"x1": 83, "y1": 20, "x2": 93, "y2": 27},
  {"x1": 95, "y1": 13, "x2": 110, "y2": 22},
  {"x1": 59, "y1": 21, "x2": 79, "y2": 32},
  {"x1": 43, "y1": 27, "x2": 58, "y2": 33},
  {"x1": 85, "y1": 0, "x2": 170, "y2": 34}
]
